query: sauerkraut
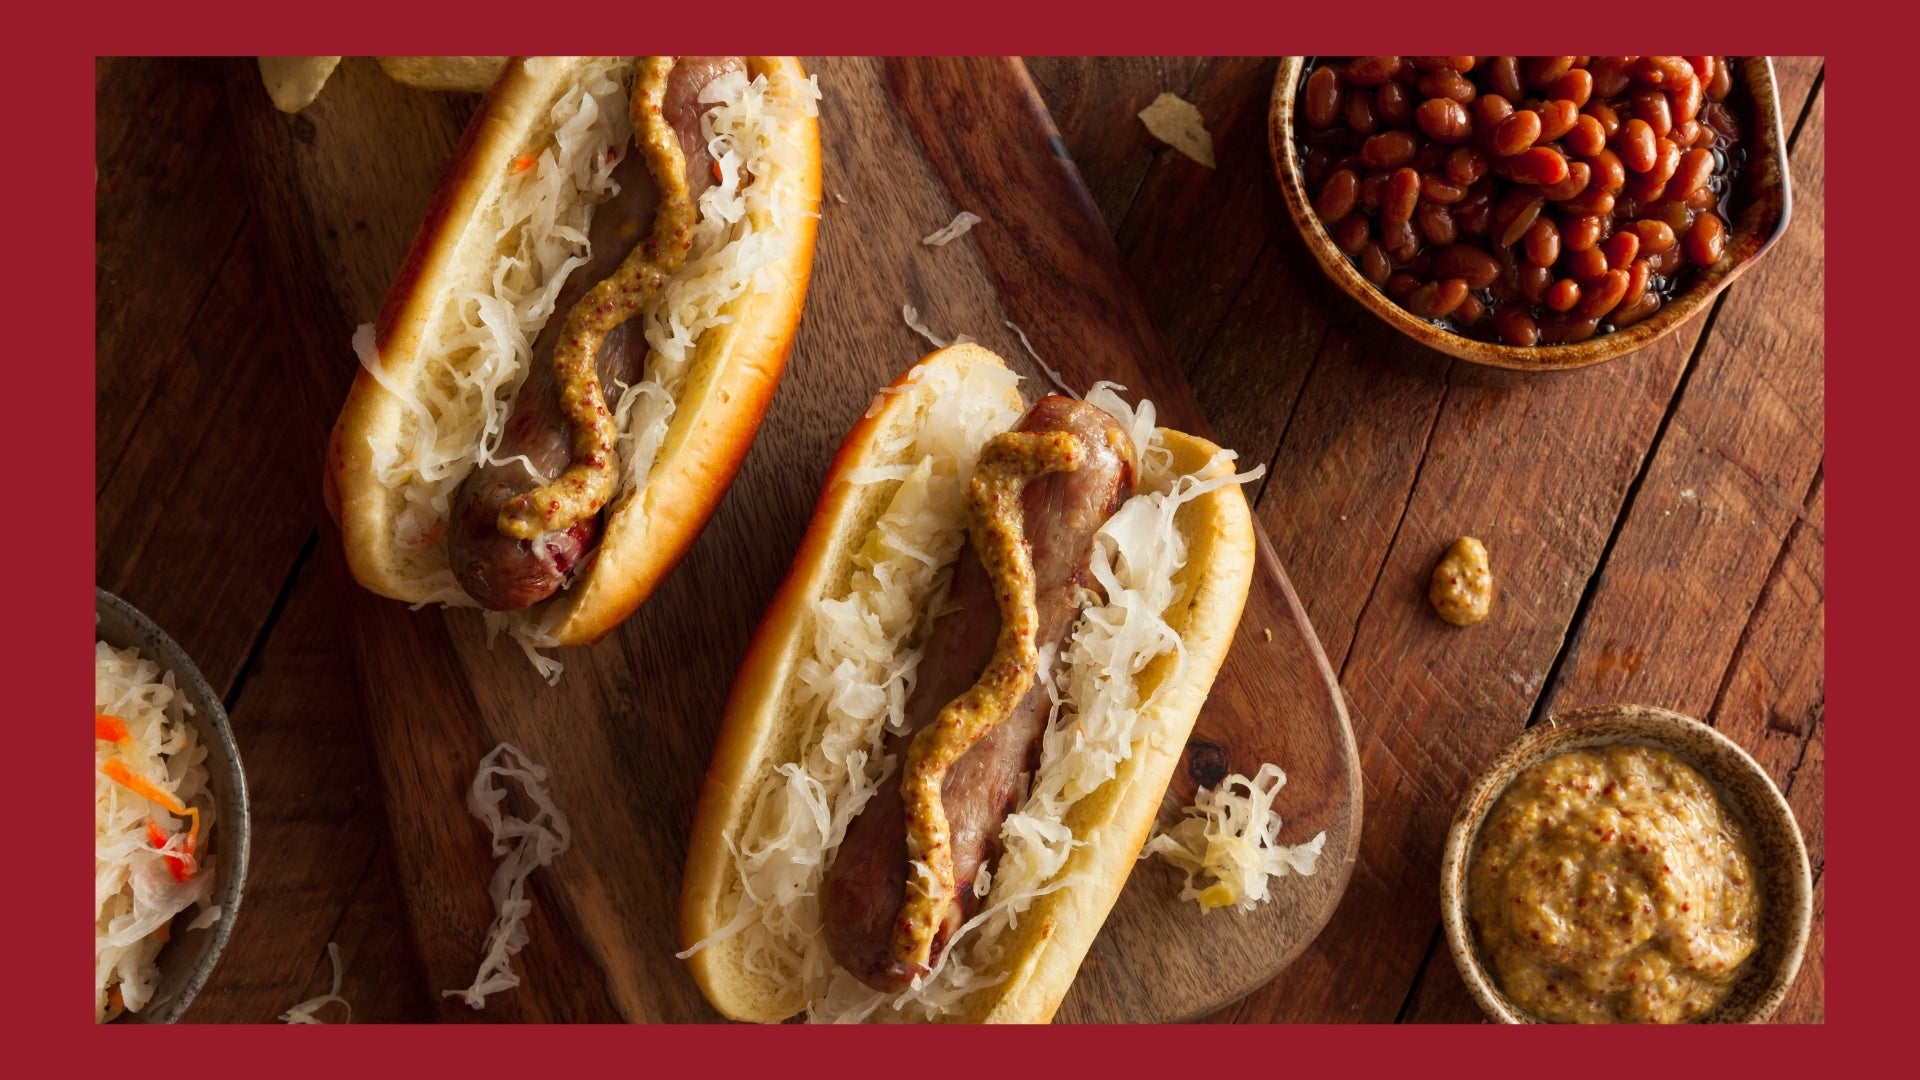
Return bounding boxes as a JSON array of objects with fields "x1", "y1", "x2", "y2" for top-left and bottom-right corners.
[
  {"x1": 95, "y1": 641, "x2": 219, "y2": 1023},
  {"x1": 280, "y1": 941, "x2": 351, "y2": 1024},
  {"x1": 356, "y1": 58, "x2": 632, "y2": 592},
  {"x1": 921, "y1": 211, "x2": 983, "y2": 246},
  {"x1": 355, "y1": 59, "x2": 821, "y2": 681},
  {"x1": 682, "y1": 359, "x2": 1022, "y2": 997},
  {"x1": 901, "y1": 304, "x2": 975, "y2": 350},
  {"x1": 444, "y1": 743, "x2": 571, "y2": 1010},
  {"x1": 685, "y1": 368, "x2": 1262, "y2": 1022},
  {"x1": 1141, "y1": 763, "x2": 1327, "y2": 913}
]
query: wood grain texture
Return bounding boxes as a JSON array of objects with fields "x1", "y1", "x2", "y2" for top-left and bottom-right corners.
[
  {"x1": 94, "y1": 57, "x2": 311, "y2": 690},
  {"x1": 1039, "y1": 55, "x2": 1720, "y2": 1023},
  {"x1": 1021, "y1": 58, "x2": 1206, "y2": 231},
  {"x1": 97, "y1": 55, "x2": 1823, "y2": 1025},
  {"x1": 96, "y1": 58, "x2": 250, "y2": 499},
  {"x1": 224, "y1": 56, "x2": 475, "y2": 454},
  {"x1": 96, "y1": 57, "x2": 428, "y2": 1023},
  {"x1": 237, "y1": 55, "x2": 1356, "y2": 1023},
  {"x1": 180, "y1": 550, "x2": 431, "y2": 1023},
  {"x1": 1031, "y1": 56, "x2": 1824, "y2": 1024},
  {"x1": 218, "y1": 58, "x2": 583, "y2": 1023}
]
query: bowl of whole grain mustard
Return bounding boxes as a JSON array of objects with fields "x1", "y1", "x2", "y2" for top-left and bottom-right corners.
[{"x1": 1440, "y1": 704, "x2": 1809, "y2": 1023}]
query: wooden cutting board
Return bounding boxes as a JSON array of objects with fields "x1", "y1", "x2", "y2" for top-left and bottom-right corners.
[{"x1": 237, "y1": 55, "x2": 1360, "y2": 1023}]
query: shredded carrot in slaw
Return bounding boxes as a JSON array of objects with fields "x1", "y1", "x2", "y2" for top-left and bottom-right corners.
[
  {"x1": 104, "y1": 758, "x2": 201, "y2": 880},
  {"x1": 102, "y1": 758, "x2": 187, "y2": 815},
  {"x1": 95, "y1": 713, "x2": 131, "y2": 744},
  {"x1": 144, "y1": 817, "x2": 195, "y2": 882}
]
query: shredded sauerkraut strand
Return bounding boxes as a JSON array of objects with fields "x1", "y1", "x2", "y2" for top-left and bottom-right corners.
[
  {"x1": 1004, "y1": 320, "x2": 1077, "y2": 399},
  {"x1": 1142, "y1": 763, "x2": 1327, "y2": 913},
  {"x1": 921, "y1": 211, "x2": 983, "y2": 246},
  {"x1": 280, "y1": 942, "x2": 352, "y2": 1024},
  {"x1": 902, "y1": 303, "x2": 976, "y2": 349},
  {"x1": 443, "y1": 743, "x2": 572, "y2": 1009}
]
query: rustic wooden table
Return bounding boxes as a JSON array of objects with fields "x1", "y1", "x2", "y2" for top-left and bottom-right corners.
[{"x1": 95, "y1": 56, "x2": 1824, "y2": 1024}]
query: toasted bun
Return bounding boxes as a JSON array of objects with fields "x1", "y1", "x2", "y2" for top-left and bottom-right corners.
[
  {"x1": 326, "y1": 56, "x2": 821, "y2": 645},
  {"x1": 680, "y1": 345, "x2": 1258, "y2": 1022}
]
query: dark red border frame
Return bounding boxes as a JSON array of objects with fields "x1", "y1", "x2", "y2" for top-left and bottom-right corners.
[{"x1": 55, "y1": 2, "x2": 1882, "y2": 1073}]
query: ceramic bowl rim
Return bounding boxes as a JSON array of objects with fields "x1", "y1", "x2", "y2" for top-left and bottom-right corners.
[{"x1": 96, "y1": 586, "x2": 250, "y2": 1023}]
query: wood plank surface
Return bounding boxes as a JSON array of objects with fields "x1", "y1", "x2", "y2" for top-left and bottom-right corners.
[
  {"x1": 180, "y1": 549, "x2": 432, "y2": 1024},
  {"x1": 216, "y1": 55, "x2": 1357, "y2": 1023},
  {"x1": 95, "y1": 57, "x2": 429, "y2": 1023},
  {"x1": 1029, "y1": 55, "x2": 1825, "y2": 1024},
  {"x1": 96, "y1": 55, "x2": 1824, "y2": 1024},
  {"x1": 95, "y1": 56, "x2": 310, "y2": 690}
]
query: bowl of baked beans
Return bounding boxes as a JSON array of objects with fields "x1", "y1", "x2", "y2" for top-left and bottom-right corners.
[{"x1": 1271, "y1": 57, "x2": 1791, "y2": 369}]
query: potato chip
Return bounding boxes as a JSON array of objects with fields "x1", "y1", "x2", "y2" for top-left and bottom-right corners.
[
  {"x1": 257, "y1": 56, "x2": 341, "y2": 113},
  {"x1": 378, "y1": 56, "x2": 509, "y2": 93},
  {"x1": 1137, "y1": 91, "x2": 1216, "y2": 168}
]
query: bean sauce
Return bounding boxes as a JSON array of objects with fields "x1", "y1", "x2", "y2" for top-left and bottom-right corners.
[{"x1": 1296, "y1": 57, "x2": 1747, "y2": 347}]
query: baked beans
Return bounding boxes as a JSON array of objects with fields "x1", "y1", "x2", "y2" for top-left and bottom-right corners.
[{"x1": 1296, "y1": 56, "x2": 1745, "y2": 348}]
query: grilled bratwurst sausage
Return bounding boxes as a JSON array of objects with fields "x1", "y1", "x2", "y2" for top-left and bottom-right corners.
[
  {"x1": 448, "y1": 56, "x2": 745, "y2": 611},
  {"x1": 822, "y1": 395, "x2": 1135, "y2": 992}
]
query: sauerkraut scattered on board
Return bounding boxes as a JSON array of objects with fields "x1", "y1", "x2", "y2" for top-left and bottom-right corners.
[
  {"x1": 280, "y1": 942, "x2": 352, "y2": 1024},
  {"x1": 901, "y1": 304, "x2": 976, "y2": 350},
  {"x1": 921, "y1": 211, "x2": 983, "y2": 246},
  {"x1": 444, "y1": 743, "x2": 572, "y2": 1009},
  {"x1": 1003, "y1": 319, "x2": 1077, "y2": 399},
  {"x1": 1142, "y1": 762, "x2": 1327, "y2": 913},
  {"x1": 95, "y1": 641, "x2": 219, "y2": 1023}
]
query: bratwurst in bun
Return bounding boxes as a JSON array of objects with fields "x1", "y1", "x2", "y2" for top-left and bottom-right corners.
[
  {"x1": 680, "y1": 344, "x2": 1258, "y2": 1022},
  {"x1": 326, "y1": 57, "x2": 821, "y2": 673}
]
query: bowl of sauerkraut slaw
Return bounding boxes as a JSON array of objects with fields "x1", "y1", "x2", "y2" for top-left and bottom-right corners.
[{"x1": 95, "y1": 588, "x2": 249, "y2": 1023}]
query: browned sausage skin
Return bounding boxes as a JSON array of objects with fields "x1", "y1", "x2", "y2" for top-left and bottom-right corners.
[
  {"x1": 447, "y1": 56, "x2": 745, "y2": 611},
  {"x1": 822, "y1": 395, "x2": 1135, "y2": 993}
]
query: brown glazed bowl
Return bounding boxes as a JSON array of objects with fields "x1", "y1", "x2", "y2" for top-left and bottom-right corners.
[
  {"x1": 1270, "y1": 57, "x2": 1792, "y2": 371},
  {"x1": 1440, "y1": 704, "x2": 1810, "y2": 1023},
  {"x1": 96, "y1": 588, "x2": 251, "y2": 1023}
]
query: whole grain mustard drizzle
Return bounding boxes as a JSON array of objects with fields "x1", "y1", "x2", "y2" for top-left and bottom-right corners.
[
  {"x1": 890, "y1": 428, "x2": 1085, "y2": 972},
  {"x1": 499, "y1": 57, "x2": 701, "y2": 540}
]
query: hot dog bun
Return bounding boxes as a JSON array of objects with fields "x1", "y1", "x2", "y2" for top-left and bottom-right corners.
[
  {"x1": 326, "y1": 56, "x2": 821, "y2": 647},
  {"x1": 680, "y1": 344, "x2": 1258, "y2": 1022}
]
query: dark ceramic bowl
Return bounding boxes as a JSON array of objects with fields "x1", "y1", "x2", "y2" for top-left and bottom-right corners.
[
  {"x1": 1440, "y1": 704, "x2": 1810, "y2": 1023},
  {"x1": 96, "y1": 588, "x2": 250, "y2": 1023},
  {"x1": 1270, "y1": 57, "x2": 1792, "y2": 371}
]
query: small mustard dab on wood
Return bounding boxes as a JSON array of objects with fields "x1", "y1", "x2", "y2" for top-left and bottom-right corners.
[{"x1": 1429, "y1": 536, "x2": 1493, "y2": 626}]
